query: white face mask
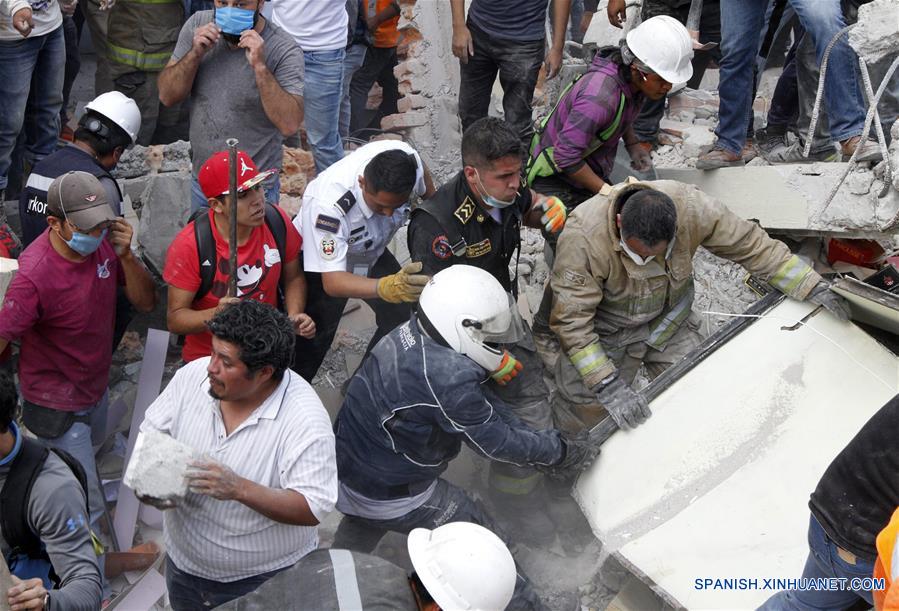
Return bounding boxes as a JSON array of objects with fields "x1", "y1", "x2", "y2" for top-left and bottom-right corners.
[{"x1": 619, "y1": 235, "x2": 676, "y2": 266}]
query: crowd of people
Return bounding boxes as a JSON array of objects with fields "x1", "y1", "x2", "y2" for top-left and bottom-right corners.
[{"x1": 0, "y1": 0, "x2": 898, "y2": 610}]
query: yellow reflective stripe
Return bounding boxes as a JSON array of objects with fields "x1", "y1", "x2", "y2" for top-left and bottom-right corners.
[
  {"x1": 571, "y1": 343, "x2": 608, "y2": 377},
  {"x1": 488, "y1": 471, "x2": 541, "y2": 495},
  {"x1": 768, "y1": 255, "x2": 814, "y2": 294},
  {"x1": 107, "y1": 43, "x2": 172, "y2": 71},
  {"x1": 646, "y1": 284, "x2": 694, "y2": 348}
]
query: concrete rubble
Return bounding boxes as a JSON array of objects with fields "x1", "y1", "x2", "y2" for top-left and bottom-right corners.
[
  {"x1": 123, "y1": 430, "x2": 197, "y2": 503},
  {"x1": 848, "y1": 0, "x2": 899, "y2": 64}
]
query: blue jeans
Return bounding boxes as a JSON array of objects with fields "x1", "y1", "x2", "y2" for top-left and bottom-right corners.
[
  {"x1": 717, "y1": 0, "x2": 865, "y2": 154},
  {"x1": 331, "y1": 478, "x2": 546, "y2": 611},
  {"x1": 303, "y1": 48, "x2": 346, "y2": 173},
  {"x1": 190, "y1": 175, "x2": 281, "y2": 214},
  {"x1": 758, "y1": 514, "x2": 876, "y2": 610},
  {"x1": 165, "y1": 556, "x2": 286, "y2": 610},
  {"x1": 340, "y1": 44, "x2": 368, "y2": 141},
  {"x1": 0, "y1": 25, "x2": 65, "y2": 192}
]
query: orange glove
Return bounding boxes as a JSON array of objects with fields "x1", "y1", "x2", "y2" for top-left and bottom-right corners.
[
  {"x1": 490, "y1": 351, "x2": 523, "y2": 385},
  {"x1": 540, "y1": 196, "x2": 567, "y2": 234}
]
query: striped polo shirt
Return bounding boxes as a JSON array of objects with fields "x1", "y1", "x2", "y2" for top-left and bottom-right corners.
[{"x1": 140, "y1": 358, "x2": 337, "y2": 582}]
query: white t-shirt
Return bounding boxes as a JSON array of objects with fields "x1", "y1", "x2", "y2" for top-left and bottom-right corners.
[
  {"x1": 0, "y1": 0, "x2": 61, "y2": 41},
  {"x1": 269, "y1": 0, "x2": 349, "y2": 51},
  {"x1": 296, "y1": 140, "x2": 426, "y2": 275}
]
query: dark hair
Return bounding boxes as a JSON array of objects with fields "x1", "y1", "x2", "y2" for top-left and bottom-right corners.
[
  {"x1": 206, "y1": 300, "x2": 295, "y2": 381},
  {"x1": 619, "y1": 189, "x2": 677, "y2": 246},
  {"x1": 0, "y1": 371, "x2": 19, "y2": 433},
  {"x1": 363, "y1": 149, "x2": 418, "y2": 195},
  {"x1": 409, "y1": 572, "x2": 436, "y2": 606},
  {"x1": 461, "y1": 117, "x2": 522, "y2": 169},
  {"x1": 74, "y1": 111, "x2": 132, "y2": 157}
]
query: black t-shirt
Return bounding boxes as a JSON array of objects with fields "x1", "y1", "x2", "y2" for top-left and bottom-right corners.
[
  {"x1": 808, "y1": 393, "x2": 899, "y2": 561},
  {"x1": 408, "y1": 171, "x2": 531, "y2": 294}
]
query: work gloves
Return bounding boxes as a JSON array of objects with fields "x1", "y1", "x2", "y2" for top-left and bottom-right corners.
[
  {"x1": 541, "y1": 430, "x2": 601, "y2": 479},
  {"x1": 377, "y1": 262, "x2": 429, "y2": 303},
  {"x1": 490, "y1": 351, "x2": 523, "y2": 386},
  {"x1": 626, "y1": 142, "x2": 653, "y2": 173},
  {"x1": 807, "y1": 282, "x2": 851, "y2": 322},
  {"x1": 594, "y1": 376, "x2": 651, "y2": 430},
  {"x1": 540, "y1": 196, "x2": 567, "y2": 234}
]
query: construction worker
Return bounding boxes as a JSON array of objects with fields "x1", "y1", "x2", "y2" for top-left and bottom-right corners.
[
  {"x1": 19, "y1": 91, "x2": 141, "y2": 248},
  {"x1": 220, "y1": 522, "x2": 518, "y2": 611},
  {"x1": 525, "y1": 16, "x2": 695, "y2": 361},
  {"x1": 292, "y1": 140, "x2": 435, "y2": 382},
  {"x1": 406, "y1": 116, "x2": 570, "y2": 547},
  {"x1": 106, "y1": 0, "x2": 185, "y2": 145},
  {"x1": 331, "y1": 265, "x2": 600, "y2": 610},
  {"x1": 550, "y1": 181, "x2": 850, "y2": 432}
]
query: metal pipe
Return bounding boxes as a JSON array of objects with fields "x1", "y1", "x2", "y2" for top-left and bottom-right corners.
[{"x1": 226, "y1": 138, "x2": 239, "y2": 298}]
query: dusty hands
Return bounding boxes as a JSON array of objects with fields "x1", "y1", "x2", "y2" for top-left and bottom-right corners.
[
  {"x1": 289, "y1": 313, "x2": 316, "y2": 339},
  {"x1": 191, "y1": 22, "x2": 221, "y2": 58},
  {"x1": 545, "y1": 47, "x2": 563, "y2": 79},
  {"x1": 606, "y1": 0, "x2": 626, "y2": 27},
  {"x1": 452, "y1": 25, "x2": 474, "y2": 63},
  {"x1": 239, "y1": 29, "x2": 266, "y2": 71},
  {"x1": 626, "y1": 143, "x2": 653, "y2": 173},
  {"x1": 7, "y1": 576, "x2": 46, "y2": 611},
  {"x1": 186, "y1": 459, "x2": 245, "y2": 501},
  {"x1": 109, "y1": 218, "x2": 134, "y2": 257},
  {"x1": 12, "y1": 7, "x2": 33, "y2": 37}
]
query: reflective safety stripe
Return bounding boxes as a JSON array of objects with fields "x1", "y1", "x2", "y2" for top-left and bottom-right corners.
[
  {"x1": 570, "y1": 342, "x2": 609, "y2": 378},
  {"x1": 768, "y1": 255, "x2": 814, "y2": 295},
  {"x1": 107, "y1": 42, "x2": 173, "y2": 71},
  {"x1": 25, "y1": 172, "x2": 54, "y2": 191},
  {"x1": 646, "y1": 284, "x2": 694, "y2": 349},
  {"x1": 329, "y1": 549, "x2": 364, "y2": 610},
  {"x1": 488, "y1": 470, "x2": 542, "y2": 495}
]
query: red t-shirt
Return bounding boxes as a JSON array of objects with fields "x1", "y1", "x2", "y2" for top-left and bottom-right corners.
[
  {"x1": 0, "y1": 233, "x2": 124, "y2": 410},
  {"x1": 163, "y1": 207, "x2": 302, "y2": 362}
]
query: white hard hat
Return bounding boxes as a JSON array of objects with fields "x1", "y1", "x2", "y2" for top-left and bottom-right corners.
[
  {"x1": 408, "y1": 522, "x2": 517, "y2": 611},
  {"x1": 417, "y1": 265, "x2": 525, "y2": 374},
  {"x1": 83, "y1": 91, "x2": 141, "y2": 143},
  {"x1": 626, "y1": 15, "x2": 694, "y2": 84}
]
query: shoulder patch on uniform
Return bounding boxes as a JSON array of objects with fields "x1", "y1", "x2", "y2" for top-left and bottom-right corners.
[
  {"x1": 320, "y1": 238, "x2": 337, "y2": 260},
  {"x1": 563, "y1": 269, "x2": 587, "y2": 286},
  {"x1": 315, "y1": 214, "x2": 341, "y2": 234},
  {"x1": 465, "y1": 238, "x2": 492, "y2": 258},
  {"x1": 431, "y1": 235, "x2": 453, "y2": 260},
  {"x1": 454, "y1": 196, "x2": 476, "y2": 225},
  {"x1": 336, "y1": 190, "x2": 356, "y2": 214}
]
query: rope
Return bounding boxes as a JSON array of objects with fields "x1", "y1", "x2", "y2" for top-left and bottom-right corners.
[{"x1": 803, "y1": 25, "x2": 855, "y2": 159}]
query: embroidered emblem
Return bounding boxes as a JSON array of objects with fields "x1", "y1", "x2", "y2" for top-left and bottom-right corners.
[
  {"x1": 315, "y1": 214, "x2": 341, "y2": 234},
  {"x1": 431, "y1": 235, "x2": 452, "y2": 260},
  {"x1": 465, "y1": 239, "x2": 491, "y2": 258},
  {"x1": 454, "y1": 196, "x2": 476, "y2": 224},
  {"x1": 320, "y1": 238, "x2": 337, "y2": 260},
  {"x1": 563, "y1": 269, "x2": 587, "y2": 286}
]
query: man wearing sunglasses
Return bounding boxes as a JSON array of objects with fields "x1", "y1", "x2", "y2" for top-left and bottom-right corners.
[
  {"x1": 549, "y1": 182, "x2": 850, "y2": 433},
  {"x1": 0, "y1": 171, "x2": 156, "y2": 586}
]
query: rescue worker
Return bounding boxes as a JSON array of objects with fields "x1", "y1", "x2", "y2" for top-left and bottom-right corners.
[
  {"x1": 19, "y1": 91, "x2": 141, "y2": 247},
  {"x1": 292, "y1": 140, "x2": 435, "y2": 382},
  {"x1": 407, "y1": 116, "x2": 570, "y2": 546},
  {"x1": 550, "y1": 182, "x2": 851, "y2": 432},
  {"x1": 525, "y1": 16, "x2": 695, "y2": 357},
  {"x1": 220, "y1": 522, "x2": 518, "y2": 611},
  {"x1": 331, "y1": 265, "x2": 600, "y2": 611},
  {"x1": 106, "y1": 0, "x2": 185, "y2": 145}
]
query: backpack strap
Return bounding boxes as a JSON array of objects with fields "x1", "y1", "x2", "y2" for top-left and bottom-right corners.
[
  {"x1": 191, "y1": 210, "x2": 216, "y2": 302},
  {"x1": 263, "y1": 204, "x2": 288, "y2": 310},
  {"x1": 1, "y1": 439, "x2": 51, "y2": 560}
]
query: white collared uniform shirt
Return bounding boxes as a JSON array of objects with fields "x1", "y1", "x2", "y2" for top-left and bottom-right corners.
[
  {"x1": 296, "y1": 140, "x2": 426, "y2": 277},
  {"x1": 140, "y1": 359, "x2": 337, "y2": 582}
]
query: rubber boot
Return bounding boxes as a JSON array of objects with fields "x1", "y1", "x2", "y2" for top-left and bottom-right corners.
[
  {"x1": 488, "y1": 462, "x2": 556, "y2": 548},
  {"x1": 544, "y1": 475, "x2": 594, "y2": 557}
]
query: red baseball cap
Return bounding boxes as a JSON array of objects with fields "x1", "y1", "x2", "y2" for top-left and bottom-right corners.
[{"x1": 198, "y1": 150, "x2": 276, "y2": 199}]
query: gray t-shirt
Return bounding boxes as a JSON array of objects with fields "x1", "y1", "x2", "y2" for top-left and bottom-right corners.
[{"x1": 172, "y1": 11, "x2": 305, "y2": 179}]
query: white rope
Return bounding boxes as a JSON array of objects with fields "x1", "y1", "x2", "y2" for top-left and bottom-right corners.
[{"x1": 701, "y1": 310, "x2": 895, "y2": 391}]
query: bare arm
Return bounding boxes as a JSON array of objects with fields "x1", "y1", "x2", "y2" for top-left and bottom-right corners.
[
  {"x1": 241, "y1": 30, "x2": 303, "y2": 136},
  {"x1": 110, "y1": 220, "x2": 156, "y2": 313},
  {"x1": 565, "y1": 164, "x2": 607, "y2": 193},
  {"x1": 422, "y1": 163, "x2": 437, "y2": 198},
  {"x1": 450, "y1": 0, "x2": 473, "y2": 62},
  {"x1": 282, "y1": 258, "x2": 305, "y2": 317},
  {"x1": 158, "y1": 22, "x2": 220, "y2": 106},
  {"x1": 546, "y1": 0, "x2": 571, "y2": 78},
  {"x1": 166, "y1": 285, "x2": 237, "y2": 335},
  {"x1": 321, "y1": 270, "x2": 380, "y2": 299}
]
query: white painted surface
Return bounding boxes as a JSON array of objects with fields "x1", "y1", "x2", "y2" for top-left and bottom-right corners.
[{"x1": 575, "y1": 299, "x2": 899, "y2": 609}]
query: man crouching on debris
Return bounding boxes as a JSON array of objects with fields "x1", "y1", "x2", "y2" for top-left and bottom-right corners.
[
  {"x1": 139, "y1": 300, "x2": 336, "y2": 610},
  {"x1": 550, "y1": 182, "x2": 851, "y2": 432},
  {"x1": 331, "y1": 265, "x2": 601, "y2": 611}
]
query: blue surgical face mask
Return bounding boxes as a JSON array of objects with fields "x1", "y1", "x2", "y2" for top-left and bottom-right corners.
[
  {"x1": 474, "y1": 170, "x2": 518, "y2": 209},
  {"x1": 64, "y1": 228, "x2": 107, "y2": 257},
  {"x1": 214, "y1": 6, "x2": 257, "y2": 40}
]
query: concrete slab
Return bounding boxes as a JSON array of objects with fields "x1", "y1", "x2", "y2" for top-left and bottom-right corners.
[
  {"x1": 575, "y1": 299, "x2": 899, "y2": 609},
  {"x1": 655, "y1": 165, "x2": 899, "y2": 236},
  {"x1": 832, "y1": 276, "x2": 899, "y2": 335}
]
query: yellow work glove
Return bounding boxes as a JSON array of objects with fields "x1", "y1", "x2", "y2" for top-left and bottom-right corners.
[
  {"x1": 377, "y1": 262, "x2": 429, "y2": 303},
  {"x1": 540, "y1": 196, "x2": 567, "y2": 234},
  {"x1": 490, "y1": 351, "x2": 523, "y2": 385}
]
